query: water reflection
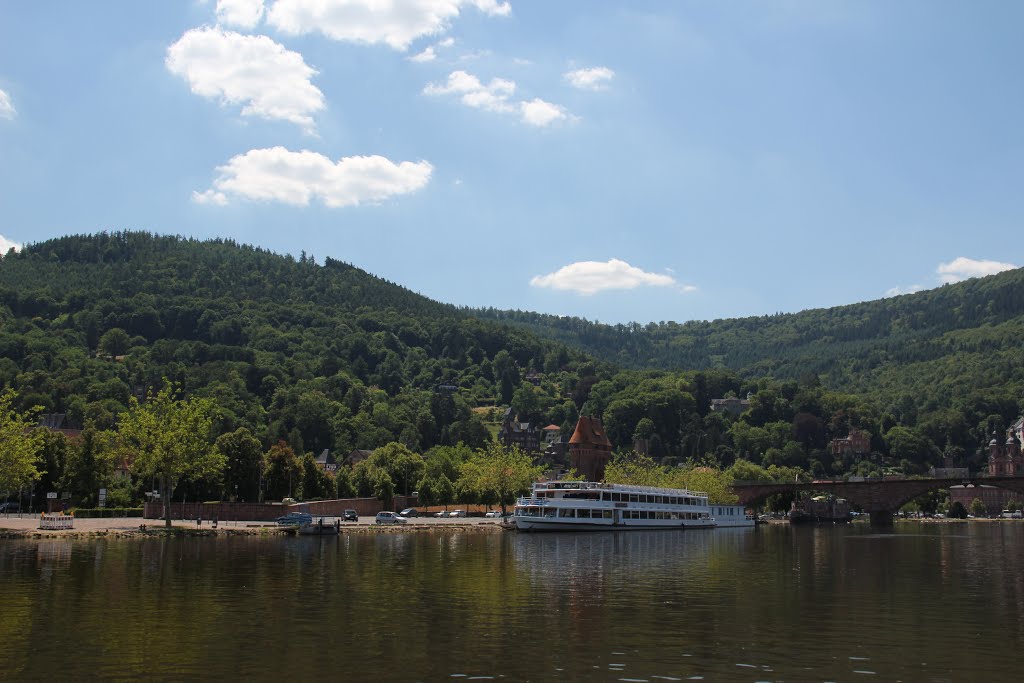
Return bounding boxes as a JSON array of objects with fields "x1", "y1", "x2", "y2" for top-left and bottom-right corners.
[{"x1": 1, "y1": 524, "x2": 1023, "y2": 681}]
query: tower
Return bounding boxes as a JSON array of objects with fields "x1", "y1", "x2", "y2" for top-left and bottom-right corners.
[{"x1": 568, "y1": 415, "x2": 613, "y2": 482}]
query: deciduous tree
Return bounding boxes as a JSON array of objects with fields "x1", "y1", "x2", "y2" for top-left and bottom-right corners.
[{"x1": 118, "y1": 384, "x2": 223, "y2": 527}]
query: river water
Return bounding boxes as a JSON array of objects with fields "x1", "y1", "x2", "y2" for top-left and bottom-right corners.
[{"x1": 2, "y1": 522, "x2": 1023, "y2": 681}]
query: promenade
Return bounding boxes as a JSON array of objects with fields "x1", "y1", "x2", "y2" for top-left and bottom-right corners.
[{"x1": 0, "y1": 513, "x2": 504, "y2": 538}]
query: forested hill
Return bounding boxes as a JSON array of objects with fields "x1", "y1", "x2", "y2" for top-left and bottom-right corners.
[
  {"x1": 0, "y1": 231, "x2": 591, "y2": 455},
  {"x1": 4, "y1": 231, "x2": 1024, "y2": 490},
  {"x1": 472, "y1": 268, "x2": 1024, "y2": 395}
]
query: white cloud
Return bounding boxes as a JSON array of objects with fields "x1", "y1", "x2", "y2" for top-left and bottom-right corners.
[
  {"x1": 410, "y1": 46, "x2": 438, "y2": 62},
  {"x1": 195, "y1": 146, "x2": 433, "y2": 207},
  {"x1": 884, "y1": 284, "x2": 923, "y2": 298},
  {"x1": 409, "y1": 37, "x2": 456, "y2": 63},
  {"x1": 192, "y1": 189, "x2": 229, "y2": 206},
  {"x1": 0, "y1": 89, "x2": 15, "y2": 120},
  {"x1": 937, "y1": 257, "x2": 1016, "y2": 284},
  {"x1": 425, "y1": 70, "x2": 570, "y2": 126},
  {"x1": 266, "y1": 0, "x2": 510, "y2": 51},
  {"x1": 564, "y1": 66, "x2": 614, "y2": 90},
  {"x1": 530, "y1": 259, "x2": 679, "y2": 296},
  {"x1": 216, "y1": 0, "x2": 266, "y2": 28},
  {"x1": 166, "y1": 26, "x2": 324, "y2": 132},
  {"x1": 0, "y1": 234, "x2": 22, "y2": 254},
  {"x1": 424, "y1": 70, "x2": 515, "y2": 112},
  {"x1": 520, "y1": 98, "x2": 567, "y2": 126}
]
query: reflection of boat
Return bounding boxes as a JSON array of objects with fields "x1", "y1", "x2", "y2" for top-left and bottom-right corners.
[
  {"x1": 296, "y1": 518, "x2": 341, "y2": 536},
  {"x1": 514, "y1": 481, "x2": 723, "y2": 532},
  {"x1": 789, "y1": 495, "x2": 851, "y2": 524}
]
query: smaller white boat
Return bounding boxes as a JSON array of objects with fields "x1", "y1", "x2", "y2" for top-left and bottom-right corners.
[{"x1": 296, "y1": 517, "x2": 341, "y2": 536}]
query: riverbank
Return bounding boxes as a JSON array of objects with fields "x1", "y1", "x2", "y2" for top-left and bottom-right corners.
[{"x1": 0, "y1": 515, "x2": 507, "y2": 539}]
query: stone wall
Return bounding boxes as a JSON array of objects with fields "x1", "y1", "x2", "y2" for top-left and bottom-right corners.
[{"x1": 143, "y1": 496, "x2": 416, "y2": 521}]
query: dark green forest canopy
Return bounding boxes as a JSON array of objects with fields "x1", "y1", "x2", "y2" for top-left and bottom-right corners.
[{"x1": 2, "y1": 231, "x2": 1023, "y2": 485}]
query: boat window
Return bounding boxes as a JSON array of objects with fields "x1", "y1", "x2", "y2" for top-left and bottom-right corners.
[
  {"x1": 603, "y1": 510, "x2": 612, "y2": 519},
  {"x1": 670, "y1": 512, "x2": 679, "y2": 520},
  {"x1": 629, "y1": 494, "x2": 639, "y2": 503}
]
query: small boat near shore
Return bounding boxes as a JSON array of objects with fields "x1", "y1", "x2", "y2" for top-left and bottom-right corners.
[
  {"x1": 295, "y1": 518, "x2": 341, "y2": 536},
  {"x1": 513, "y1": 480, "x2": 753, "y2": 532}
]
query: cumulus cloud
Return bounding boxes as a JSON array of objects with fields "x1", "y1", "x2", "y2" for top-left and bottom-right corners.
[
  {"x1": 267, "y1": 0, "x2": 510, "y2": 51},
  {"x1": 884, "y1": 284, "x2": 923, "y2": 298},
  {"x1": 216, "y1": 0, "x2": 266, "y2": 28},
  {"x1": 0, "y1": 234, "x2": 22, "y2": 254},
  {"x1": 424, "y1": 70, "x2": 515, "y2": 112},
  {"x1": 424, "y1": 70, "x2": 570, "y2": 126},
  {"x1": 410, "y1": 46, "x2": 438, "y2": 62},
  {"x1": 530, "y1": 259, "x2": 680, "y2": 296},
  {"x1": 194, "y1": 146, "x2": 433, "y2": 207},
  {"x1": 166, "y1": 26, "x2": 324, "y2": 131},
  {"x1": 410, "y1": 36, "x2": 455, "y2": 62},
  {"x1": 937, "y1": 257, "x2": 1016, "y2": 284},
  {"x1": 520, "y1": 98, "x2": 567, "y2": 126},
  {"x1": 0, "y1": 89, "x2": 15, "y2": 120},
  {"x1": 564, "y1": 66, "x2": 614, "y2": 90}
]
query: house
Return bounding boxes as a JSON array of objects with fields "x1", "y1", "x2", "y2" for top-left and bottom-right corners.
[
  {"x1": 568, "y1": 415, "x2": 613, "y2": 482},
  {"x1": 36, "y1": 413, "x2": 83, "y2": 440},
  {"x1": 343, "y1": 449, "x2": 373, "y2": 469},
  {"x1": 498, "y1": 407, "x2": 541, "y2": 453},
  {"x1": 316, "y1": 449, "x2": 338, "y2": 472},
  {"x1": 830, "y1": 428, "x2": 871, "y2": 456},
  {"x1": 710, "y1": 395, "x2": 750, "y2": 416},
  {"x1": 542, "y1": 424, "x2": 561, "y2": 444}
]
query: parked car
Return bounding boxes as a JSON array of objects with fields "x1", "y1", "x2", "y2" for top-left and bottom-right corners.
[
  {"x1": 484, "y1": 510, "x2": 502, "y2": 518},
  {"x1": 276, "y1": 512, "x2": 313, "y2": 526},
  {"x1": 343, "y1": 509, "x2": 358, "y2": 522},
  {"x1": 0, "y1": 502, "x2": 20, "y2": 513},
  {"x1": 375, "y1": 511, "x2": 407, "y2": 525},
  {"x1": 434, "y1": 510, "x2": 450, "y2": 518},
  {"x1": 399, "y1": 508, "x2": 420, "y2": 518},
  {"x1": 449, "y1": 509, "x2": 467, "y2": 518}
]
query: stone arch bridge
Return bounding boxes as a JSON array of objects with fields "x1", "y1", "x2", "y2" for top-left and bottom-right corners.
[{"x1": 731, "y1": 476, "x2": 1024, "y2": 527}]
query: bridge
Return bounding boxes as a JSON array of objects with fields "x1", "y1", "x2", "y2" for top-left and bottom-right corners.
[{"x1": 731, "y1": 475, "x2": 1024, "y2": 527}]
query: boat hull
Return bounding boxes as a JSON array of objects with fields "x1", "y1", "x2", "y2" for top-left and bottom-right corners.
[{"x1": 514, "y1": 517, "x2": 715, "y2": 532}]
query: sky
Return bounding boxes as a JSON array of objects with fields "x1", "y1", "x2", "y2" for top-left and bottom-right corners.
[{"x1": 1, "y1": 1, "x2": 1022, "y2": 325}]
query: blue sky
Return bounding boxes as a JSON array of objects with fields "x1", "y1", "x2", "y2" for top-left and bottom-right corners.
[{"x1": 1, "y1": 1, "x2": 1021, "y2": 324}]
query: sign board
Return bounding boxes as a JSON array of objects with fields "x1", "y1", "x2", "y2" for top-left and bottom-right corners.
[
  {"x1": 47, "y1": 492, "x2": 57, "y2": 499},
  {"x1": 98, "y1": 488, "x2": 107, "y2": 508}
]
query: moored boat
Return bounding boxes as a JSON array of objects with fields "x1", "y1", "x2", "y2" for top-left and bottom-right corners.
[
  {"x1": 513, "y1": 481, "x2": 717, "y2": 532},
  {"x1": 296, "y1": 517, "x2": 341, "y2": 535}
]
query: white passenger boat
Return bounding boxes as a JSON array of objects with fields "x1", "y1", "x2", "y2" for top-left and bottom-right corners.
[{"x1": 513, "y1": 481, "x2": 719, "y2": 532}]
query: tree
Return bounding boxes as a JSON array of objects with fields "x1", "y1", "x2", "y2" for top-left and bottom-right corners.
[
  {"x1": 98, "y1": 327, "x2": 131, "y2": 357},
  {"x1": 60, "y1": 424, "x2": 112, "y2": 507},
  {"x1": 264, "y1": 441, "x2": 302, "y2": 501},
  {"x1": 458, "y1": 442, "x2": 543, "y2": 514},
  {"x1": 216, "y1": 428, "x2": 263, "y2": 502},
  {"x1": 300, "y1": 453, "x2": 333, "y2": 500},
  {"x1": 118, "y1": 384, "x2": 223, "y2": 527},
  {"x1": 969, "y1": 497, "x2": 988, "y2": 518},
  {"x1": 366, "y1": 442, "x2": 425, "y2": 497},
  {"x1": 0, "y1": 389, "x2": 44, "y2": 494}
]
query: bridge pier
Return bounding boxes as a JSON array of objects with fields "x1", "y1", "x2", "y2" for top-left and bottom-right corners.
[{"x1": 869, "y1": 510, "x2": 894, "y2": 527}]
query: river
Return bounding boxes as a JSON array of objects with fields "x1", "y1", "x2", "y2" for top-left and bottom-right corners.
[{"x1": 2, "y1": 522, "x2": 1022, "y2": 681}]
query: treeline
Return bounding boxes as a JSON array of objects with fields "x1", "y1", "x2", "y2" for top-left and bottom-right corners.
[
  {"x1": 471, "y1": 267, "x2": 1024, "y2": 402},
  {"x1": 1, "y1": 231, "x2": 1021, "y2": 495},
  {"x1": 0, "y1": 231, "x2": 592, "y2": 458}
]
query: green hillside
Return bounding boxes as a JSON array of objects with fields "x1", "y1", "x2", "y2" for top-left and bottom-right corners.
[
  {"x1": 2, "y1": 231, "x2": 1022, "y2": 507},
  {"x1": 473, "y1": 269, "x2": 1024, "y2": 426}
]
